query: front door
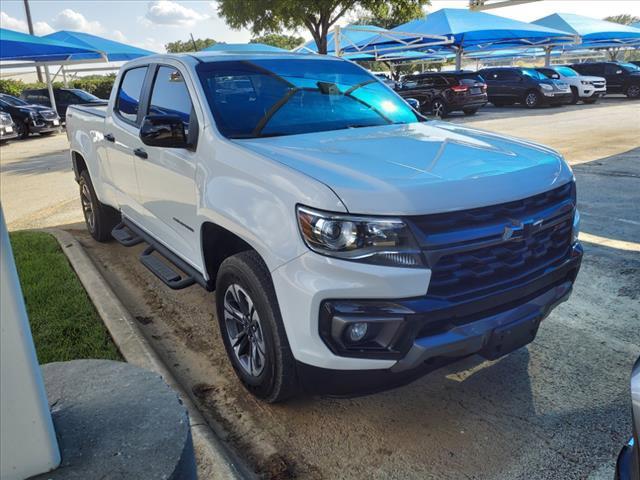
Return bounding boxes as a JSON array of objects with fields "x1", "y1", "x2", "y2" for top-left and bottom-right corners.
[{"x1": 134, "y1": 63, "x2": 201, "y2": 270}]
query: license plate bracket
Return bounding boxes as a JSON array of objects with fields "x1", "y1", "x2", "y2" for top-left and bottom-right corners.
[{"x1": 480, "y1": 315, "x2": 540, "y2": 360}]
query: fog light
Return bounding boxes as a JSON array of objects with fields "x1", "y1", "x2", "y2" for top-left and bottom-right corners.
[{"x1": 347, "y1": 322, "x2": 368, "y2": 342}]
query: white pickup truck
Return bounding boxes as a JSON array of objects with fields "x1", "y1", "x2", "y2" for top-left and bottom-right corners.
[{"x1": 67, "y1": 52, "x2": 582, "y2": 402}]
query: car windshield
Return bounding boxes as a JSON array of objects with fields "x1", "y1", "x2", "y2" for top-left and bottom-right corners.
[
  {"x1": 71, "y1": 89, "x2": 101, "y2": 101},
  {"x1": 521, "y1": 69, "x2": 547, "y2": 81},
  {"x1": 455, "y1": 73, "x2": 485, "y2": 85},
  {"x1": 196, "y1": 58, "x2": 420, "y2": 139},
  {"x1": 555, "y1": 67, "x2": 578, "y2": 77},
  {"x1": 0, "y1": 95, "x2": 29, "y2": 106},
  {"x1": 620, "y1": 62, "x2": 640, "y2": 72}
]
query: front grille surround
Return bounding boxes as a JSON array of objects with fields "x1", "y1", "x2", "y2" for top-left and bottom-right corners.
[{"x1": 408, "y1": 182, "x2": 576, "y2": 301}]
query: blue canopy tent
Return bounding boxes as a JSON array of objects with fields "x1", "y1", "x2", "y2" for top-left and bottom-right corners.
[
  {"x1": 349, "y1": 9, "x2": 579, "y2": 69},
  {"x1": 533, "y1": 13, "x2": 640, "y2": 49},
  {"x1": 203, "y1": 43, "x2": 287, "y2": 53},
  {"x1": 298, "y1": 24, "x2": 385, "y2": 55},
  {"x1": 0, "y1": 28, "x2": 102, "y2": 112},
  {"x1": 43, "y1": 30, "x2": 155, "y2": 61},
  {"x1": 0, "y1": 28, "x2": 98, "y2": 62}
]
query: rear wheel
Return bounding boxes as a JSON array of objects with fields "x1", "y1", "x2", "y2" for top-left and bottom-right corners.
[
  {"x1": 16, "y1": 121, "x2": 29, "y2": 139},
  {"x1": 78, "y1": 169, "x2": 120, "y2": 242},
  {"x1": 463, "y1": 108, "x2": 478, "y2": 116},
  {"x1": 569, "y1": 87, "x2": 579, "y2": 105},
  {"x1": 625, "y1": 84, "x2": 640, "y2": 99},
  {"x1": 524, "y1": 90, "x2": 542, "y2": 108},
  {"x1": 431, "y1": 98, "x2": 447, "y2": 118},
  {"x1": 216, "y1": 251, "x2": 298, "y2": 403}
]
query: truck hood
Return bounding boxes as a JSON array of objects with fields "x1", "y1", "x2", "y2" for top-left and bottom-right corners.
[
  {"x1": 579, "y1": 75, "x2": 606, "y2": 82},
  {"x1": 237, "y1": 121, "x2": 574, "y2": 215}
]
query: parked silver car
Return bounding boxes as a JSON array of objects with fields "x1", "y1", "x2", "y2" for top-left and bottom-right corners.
[{"x1": 616, "y1": 357, "x2": 640, "y2": 480}]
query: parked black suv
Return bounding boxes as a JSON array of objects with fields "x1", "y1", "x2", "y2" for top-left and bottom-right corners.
[
  {"x1": 21, "y1": 88, "x2": 103, "y2": 121},
  {"x1": 570, "y1": 62, "x2": 640, "y2": 98},
  {"x1": 478, "y1": 67, "x2": 572, "y2": 108},
  {"x1": 395, "y1": 71, "x2": 487, "y2": 117},
  {"x1": 0, "y1": 93, "x2": 61, "y2": 139}
]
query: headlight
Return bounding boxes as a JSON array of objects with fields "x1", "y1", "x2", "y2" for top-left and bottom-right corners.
[
  {"x1": 572, "y1": 209, "x2": 580, "y2": 244},
  {"x1": 581, "y1": 80, "x2": 590, "y2": 85},
  {"x1": 296, "y1": 206, "x2": 424, "y2": 267},
  {"x1": 540, "y1": 84, "x2": 553, "y2": 91}
]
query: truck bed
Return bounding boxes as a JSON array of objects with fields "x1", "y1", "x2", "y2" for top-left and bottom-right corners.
[{"x1": 68, "y1": 102, "x2": 108, "y2": 119}]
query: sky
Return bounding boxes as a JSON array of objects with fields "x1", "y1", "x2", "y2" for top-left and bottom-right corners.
[{"x1": 1, "y1": 0, "x2": 639, "y2": 54}]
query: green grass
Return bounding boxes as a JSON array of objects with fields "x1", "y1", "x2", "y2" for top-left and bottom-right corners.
[{"x1": 9, "y1": 231, "x2": 121, "y2": 363}]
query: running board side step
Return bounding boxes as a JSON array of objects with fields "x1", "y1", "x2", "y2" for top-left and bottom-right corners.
[
  {"x1": 111, "y1": 222, "x2": 143, "y2": 246},
  {"x1": 114, "y1": 218, "x2": 210, "y2": 291},
  {"x1": 140, "y1": 245, "x2": 195, "y2": 289}
]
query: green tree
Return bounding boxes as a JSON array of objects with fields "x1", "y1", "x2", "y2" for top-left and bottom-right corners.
[
  {"x1": 250, "y1": 33, "x2": 305, "y2": 50},
  {"x1": 352, "y1": 1, "x2": 428, "y2": 30},
  {"x1": 216, "y1": 0, "x2": 430, "y2": 54},
  {"x1": 604, "y1": 14, "x2": 640, "y2": 25},
  {"x1": 165, "y1": 37, "x2": 217, "y2": 53}
]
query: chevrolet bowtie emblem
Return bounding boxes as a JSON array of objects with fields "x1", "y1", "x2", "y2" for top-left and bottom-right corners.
[{"x1": 503, "y1": 218, "x2": 544, "y2": 241}]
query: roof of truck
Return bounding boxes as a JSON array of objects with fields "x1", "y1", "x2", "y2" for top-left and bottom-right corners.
[{"x1": 165, "y1": 51, "x2": 343, "y2": 63}]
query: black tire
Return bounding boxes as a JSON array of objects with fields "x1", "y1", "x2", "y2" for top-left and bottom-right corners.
[
  {"x1": 583, "y1": 96, "x2": 598, "y2": 104},
  {"x1": 39, "y1": 131, "x2": 56, "y2": 136},
  {"x1": 16, "y1": 121, "x2": 29, "y2": 139},
  {"x1": 215, "y1": 251, "x2": 298, "y2": 403},
  {"x1": 78, "y1": 169, "x2": 120, "y2": 242},
  {"x1": 569, "y1": 87, "x2": 579, "y2": 105},
  {"x1": 524, "y1": 90, "x2": 542, "y2": 109},
  {"x1": 463, "y1": 108, "x2": 478, "y2": 116},
  {"x1": 625, "y1": 84, "x2": 640, "y2": 99},
  {"x1": 430, "y1": 98, "x2": 448, "y2": 118}
]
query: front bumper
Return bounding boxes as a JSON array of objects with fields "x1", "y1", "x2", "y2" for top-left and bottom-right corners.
[
  {"x1": 0, "y1": 125, "x2": 18, "y2": 141},
  {"x1": 616, "y1": 438, "x2": 640, "y2": 480},
  {"x1": 543, "y1": 91, "x2": 572, "y2": 104},
  {"x1": 283, "y1": 243, "x2": 582, "y2": 396}
]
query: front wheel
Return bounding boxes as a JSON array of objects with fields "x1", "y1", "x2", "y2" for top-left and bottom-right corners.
[
  {"x1": 78, "y1": 169, "x2": 120, "y2": 242},
  {"x1": 569, "y1": 87, "x2": 579, "y2": 105},
  {"x1": 583, "y1": 96, "x2": 598, "y2": 104},
  {"x1": 625, "y1": 84, "x2": 640, "y2": 99},
  {"x1": 431, "y1": 99, "x2": 447, "y2": 118},
  {"x1": 216, "y1": 251, "x2": 298, "y2": 403},
  {"x1": 16, "y1": 121, "x2": 29, "y2": 139},
  {"x1": 524, "y1": 90, "x2": 542, "y2": 108},
  {"x1": 463, "y1": 108, "x2": 478, "y2": 116}
]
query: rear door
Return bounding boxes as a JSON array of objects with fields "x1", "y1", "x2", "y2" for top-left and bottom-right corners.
[
  {"x1": 105, "y1": 65, "x2": 150, "y2": 224},
  {"x1": 134, "y1": 63, "x2": 201, "y2": 268}
]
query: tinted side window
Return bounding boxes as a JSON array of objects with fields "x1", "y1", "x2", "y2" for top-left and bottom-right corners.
[
  {"x1": 116, "y1": 67, "x2": 148, "y2": 123},
  {"x1": 605, "y1": 64, "x2": 622, "y2": 75},
  {"x1": 148, "y1": 66, "x2": 192, "y2": 128},
  {"x1": 502, "y1": 70, "x2": 521, "y2": 81}
]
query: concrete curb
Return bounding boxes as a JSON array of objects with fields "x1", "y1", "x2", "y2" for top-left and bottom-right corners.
[{"x1": 47, "y1": 229, "x2": 253, "y2": 480}]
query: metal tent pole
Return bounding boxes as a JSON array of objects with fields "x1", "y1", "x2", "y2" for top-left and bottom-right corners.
[
  {"x1": 334, "y1": 25, "x2": 341, "y2": 57},
  {"x1": 544, "y1": 46, "x2": 552, "y2": 66},
  {"x1": 43, "y1": 65, "x2": 57, "y2": 113},
  {"x1": 455, "y1": 49, "x2": 463, "y2": 70}
]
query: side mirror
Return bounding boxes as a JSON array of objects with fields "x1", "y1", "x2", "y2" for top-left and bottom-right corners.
[
  {"x1": 616, "y1": 69, "x2": 623, "y2": 75},
  {"x1": 405, "y1": 98, "x2": 420, "y2": 110},
  {"x1": 552, "y1": 73, "x2": 560, "y2": 79},
  {"x1": 140, "y1": 114, "x2": 189, "y2": 149}
]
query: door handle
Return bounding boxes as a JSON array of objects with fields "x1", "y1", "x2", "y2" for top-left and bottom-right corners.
[
  {"x1": 133, "y1": 148, "x2": 148, "y2": 159},
  {"x1": 104, "y1": 133, "x2": 115, "y2": 142}
]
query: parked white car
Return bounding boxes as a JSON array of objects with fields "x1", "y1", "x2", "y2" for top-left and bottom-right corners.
[
  {"x1": 536, "y1": 66, "x2": 606, "y2": 104},
  {"x1": 66, "y1": 52, "x2": 582, "y2": 402}
]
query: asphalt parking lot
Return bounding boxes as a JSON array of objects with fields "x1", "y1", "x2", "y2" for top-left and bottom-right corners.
[{"x1": 2, "y1": 97, "x2": 639, "y2": 479}]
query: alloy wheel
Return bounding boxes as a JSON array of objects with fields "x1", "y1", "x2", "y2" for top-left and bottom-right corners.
[
  {"x1": 80, "y1": 183, "x2": 95, "y2": 232},
  {"x1": 525, "y1": 92, "x2": 539, "y2": 107},
  {"x1": 432, "y1": 100, "x2": 445, "y2": 118},
  {"x1": 223, "y1": 284, "x2": 267, "y2": 377},
  {"x1": 628, "y1": 85, "x2": 640, "y2": 98}
]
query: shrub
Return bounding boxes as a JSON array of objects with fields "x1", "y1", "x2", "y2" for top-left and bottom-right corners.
[{"x1": 0, "y1": 76, "x2": 116, "y2": 99}]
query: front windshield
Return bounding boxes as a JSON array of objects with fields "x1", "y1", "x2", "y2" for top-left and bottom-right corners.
[
  {"x1": 521, "y1": 69, "x2": 546, "y2": 81},
  {"x1": 0, "y1": 95, "x2": 28, "y2": 106},
  {"x1": 555, "y1": 67, "x2": 578, "y2": 77},
  {"x1": 621, "y1": 62, "x2": 640, "y2": 72},
  {"x1": 72, "y1": 89, "x2": 101, "y2": 101},
  {"x1": 196, "y1": 58, "x2": 419, "y2": 139}
]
